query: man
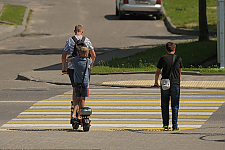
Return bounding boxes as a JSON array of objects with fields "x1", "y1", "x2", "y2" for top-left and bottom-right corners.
[
  {"x1": 154, "y1": 42, "x2": 183, "y2": 131},
  {"x1": 62, "y1": 24, "x2": 96, "y2": 118}
]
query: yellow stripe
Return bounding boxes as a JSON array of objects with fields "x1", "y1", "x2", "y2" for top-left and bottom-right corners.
[
  {"x1": 7, "y1": 121, "x2": 70, "y2": 124},
  {"x1": 91, "y1": 115, "x2": 210, "y2": 119},
  {"x1": 16, "y1": 115, "x2": 70, "y2": 118},
  {"x1": 88, "y1": 90, "x2": 224, "y2": 94},
  {"x1": 52, "y1": 96, "x2": 224, "y2": 99},
  {"x1": 33, "y1": 103, "x2": 70, "y2": 106},
  {"x1": 91, "y1": 109, "x2": 216, "y2": 112},
  {"x1": 6, "y1": 120, "x2": 205, "y2": 124},
  {"x1": 33, "y1": 103, "x2": 223, "y2": 106},
  {"x1": 16, "y1": 114, "x2": 210, "y2": 119},
  {"x1": 91, "y1": 121, "x2": 205, "y2": 124},
  {"x1": 25, "y1": 109, "x2": 70, "y2": 112},
  {"x1": 46, "y1": 98, "x2": 225, "y2": 101},
  {"x1": 23, "y1": 109, "x2": 216, "y2": 112},
  {"x1": 1, "y1": 127, "x2": 72, "y2": 129},
  {"x1": 43, "y1": 99, "x2": 71, "y2": 101}
]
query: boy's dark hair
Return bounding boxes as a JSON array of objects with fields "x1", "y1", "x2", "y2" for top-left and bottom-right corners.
[{"x1": 166, "y1": 42, "x2": 176, "y2": 52}]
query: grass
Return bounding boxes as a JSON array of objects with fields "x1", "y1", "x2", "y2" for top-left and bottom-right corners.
[
  {"x1": 0, "y1": 3, "x2": 27, "y2": 25},
  {"x1": 163, "y1": 0, "x2": 217, "y2": 31},
  {"x1": 92, "y1": 40, "x2": 225, "y2": 74}
]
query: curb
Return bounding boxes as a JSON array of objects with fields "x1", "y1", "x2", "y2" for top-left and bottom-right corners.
[
  {"x1": 0, "y1": 7, "x2": 30, "y2": 41},
  {"x1": 91, "y1": 71, "x2": 224, "y2": 76},
  {"x1": 164, "y1": 17, "x2": 217, "y2": 37},
  {"x1": 96, "y1": 83, "x2": 225, "y2": 90}
]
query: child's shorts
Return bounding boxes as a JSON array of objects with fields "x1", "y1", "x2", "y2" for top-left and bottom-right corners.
[{"x1": 75, "y1": 82, "x2": 89, "y2": 97}]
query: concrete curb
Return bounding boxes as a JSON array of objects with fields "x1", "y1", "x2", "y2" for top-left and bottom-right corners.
[
  {"x1": 0, "y1": 7, "x2": 30, "y2": 41},
  {"x1": 91, "y1": 71, "x2": 224, "y2": 76},
  {"x1": 164, "y1": 17, "x2": 217, "y2": 36},
  {"x1": 97, "y1": 83, "x2": 225, "y2": 90}
]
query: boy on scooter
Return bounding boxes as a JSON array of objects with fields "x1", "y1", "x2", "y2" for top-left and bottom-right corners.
[{"x1": 67, "y1": 47, "x2": 92, "y2": 120}]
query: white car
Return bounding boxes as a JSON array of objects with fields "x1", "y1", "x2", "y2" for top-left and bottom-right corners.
[{"x1": 116, "y1": 0, "x2": 163, "y2": 19}]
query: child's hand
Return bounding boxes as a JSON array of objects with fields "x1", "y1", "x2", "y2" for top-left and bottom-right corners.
[{"x1": 66, "y1": 57, "x2": 71, "y2": 62}]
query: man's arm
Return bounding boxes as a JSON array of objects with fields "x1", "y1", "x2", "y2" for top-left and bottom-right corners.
[
  {"x1": 62, "y1": 51, "x2": 68, "y2": 73},
  {"x1": 89, "y1": 49, "x2": 96, "y2": 68},
  {"x1": 154, "y1": 68, "x2": 161, "y2": 87}
]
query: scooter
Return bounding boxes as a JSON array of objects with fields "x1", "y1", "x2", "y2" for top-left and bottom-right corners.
[{"x1": 70, "y1": 101, "x2": 92, "y2": 131}]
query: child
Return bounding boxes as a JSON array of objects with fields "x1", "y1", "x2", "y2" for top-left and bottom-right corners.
[{"x1": 67, "y1": 47, "x2": 92, "y2": 119}]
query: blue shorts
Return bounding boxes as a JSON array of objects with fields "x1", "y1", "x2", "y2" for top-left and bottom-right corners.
[{"x1": 75, "y1": 82, "x2": 89, "y2": 97}]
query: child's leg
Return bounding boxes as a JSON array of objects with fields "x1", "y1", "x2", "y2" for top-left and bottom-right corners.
[
  {"x1": 72, "y1": 96, "x2": 80, "y2": 118},
  {"x1": 78, "y1": 97, "x2": 86, "y2": 119},
  {"x1": 81, "y1": 97, "x2": 86, "y2": 108}
]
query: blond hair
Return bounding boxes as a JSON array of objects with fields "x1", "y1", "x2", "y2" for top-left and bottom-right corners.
[
  {"x1": 79, "y1": 47, "x2": 89, "y2": 56},
  {"x1": 75, "y1": 24, "x2": 83, "y2": 33}
]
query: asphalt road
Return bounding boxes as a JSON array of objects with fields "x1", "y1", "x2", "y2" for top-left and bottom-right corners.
[{"x1": 0, "y1": 0, "x2": 197, "y2": 128}]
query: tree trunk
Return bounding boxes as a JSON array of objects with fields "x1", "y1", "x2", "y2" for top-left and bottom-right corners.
[{"x1": 199, "y1": 0, "x2": 209, "y2": 41}]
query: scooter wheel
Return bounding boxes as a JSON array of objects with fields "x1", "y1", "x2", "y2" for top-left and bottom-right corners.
[
  {"x1": 83, "y1": 123, "x2": 89, "y2": 131},
  {"x1": 83, "y1": 118, "x2": 90, "y2": 131},
  {"x1": 72, "y1": 123, "x2": 79, "y2": 130}
]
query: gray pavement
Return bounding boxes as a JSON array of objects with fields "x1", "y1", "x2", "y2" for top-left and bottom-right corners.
[{"x1": 0, "y1": 1, "x2": 224, "y2": 150}]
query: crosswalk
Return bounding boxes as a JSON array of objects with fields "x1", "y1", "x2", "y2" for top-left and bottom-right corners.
[{"x1": 1, "y1": 88, "x2": 224, "y2": 131}]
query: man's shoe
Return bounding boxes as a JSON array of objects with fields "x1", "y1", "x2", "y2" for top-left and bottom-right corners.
[
  {"x1": 172, "y1": 127, "x2": 179, "y2": 131},
  {"x1": 163, "y1": 126, "x2": 170, "y2": 131}
]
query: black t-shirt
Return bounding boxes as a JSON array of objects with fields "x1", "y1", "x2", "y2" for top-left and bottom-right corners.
[{"x1": 157, "y1": 54, "x2": 183, "y2": 84}]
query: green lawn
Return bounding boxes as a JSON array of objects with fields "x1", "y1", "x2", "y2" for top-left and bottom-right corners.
[
  {"x1": 0, "y1": 3, "x2": 27, "y2": 25},
  {"x1": 163, "y1": 0, "x2": 217, "y2": 31},
  {"x1": 92, "y1": 40, "x2": 224, "y2": 74}
]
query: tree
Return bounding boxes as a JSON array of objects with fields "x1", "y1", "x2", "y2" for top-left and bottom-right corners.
[{"x1": 199, "y1": 0, "x2": 209, "y2": 41}]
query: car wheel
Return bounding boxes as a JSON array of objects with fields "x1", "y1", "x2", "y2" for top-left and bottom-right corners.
[
  {"x1": 156, "y1": 13, "x2": 163, "y2": 20},
  {"x1": 119, "y1": 11, "x2": 125, "y2": 19}
]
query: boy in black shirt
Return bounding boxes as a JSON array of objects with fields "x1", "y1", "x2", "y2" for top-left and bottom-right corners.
[{"x1": 154, "y1": 42, "x2": 183, "y2": 131}]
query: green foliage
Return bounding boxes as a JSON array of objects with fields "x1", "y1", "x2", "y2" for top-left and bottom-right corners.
[{"x1": 0, "y1": 3, "x2": 27, "y2": 25}]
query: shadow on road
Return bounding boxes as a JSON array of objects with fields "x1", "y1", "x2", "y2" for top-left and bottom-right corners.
[
  {"x1": 128, "y1": 35, "x2": 197, "y2": 40},
  {"x1": 105, "y1": 14, "x2": 156, "y2": 21},
  {"x1": 0, "y1": 48, "x2": 63, "y2": 55}
]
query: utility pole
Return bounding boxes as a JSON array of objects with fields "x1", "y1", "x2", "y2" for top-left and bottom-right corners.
[
  {"x1": 217, "y1": 0, "x2": 225, "y2": 68},
  {"x1": 199, "y1": 0, "x2": 209, "y2": 41}
]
